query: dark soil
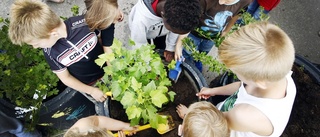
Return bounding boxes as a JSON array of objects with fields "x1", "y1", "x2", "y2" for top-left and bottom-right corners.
[
  {"x1": 109, "y1": 73, "x2": 199, "y2": 137},
  {"x1": 281, "y1": 65, "x2": 320, "y2": 136}
]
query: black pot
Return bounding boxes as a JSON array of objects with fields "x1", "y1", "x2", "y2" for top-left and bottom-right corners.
[
  {"x1": 294, "y1": 54, "x2": 320, "y2": 85},
  {"x1": 37, "y1": 87, "x2": 96, "y2": 129},
  {"x1": 0, "y1": 86, "x2": 96, "y2": 132}
]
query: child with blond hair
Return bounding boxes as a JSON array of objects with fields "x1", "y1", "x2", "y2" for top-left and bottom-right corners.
[
  {"x1": 8, "y1": 0, "x2": 121, "y2": 117},
  {"x1": 64, "y1": 116, "x2": 136, "y2": 137},
  {"x1": 195, "y1": 21, "x2": 296, "y2": 136},
  {"x1": 177, "y1": 101, "x2": 229, "y2": 137}
]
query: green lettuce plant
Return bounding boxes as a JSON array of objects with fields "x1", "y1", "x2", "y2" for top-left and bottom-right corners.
[{"x1": 95, "y1": 39, "x2": 176, "y2": 128}]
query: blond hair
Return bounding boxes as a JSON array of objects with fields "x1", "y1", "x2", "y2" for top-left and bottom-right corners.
[
  {"x1": 218, "y1": 21, "x2": 295, "y2": 82},
  {"x1": 64, "y1": 127, "x2": 113, "y2": 137},
  {"x1": 8, "y1": 0, "x2": 61, "y2": 45},
  {"x1": 183, "y1": 101, "x2": 229, "y2": 137},
  {"x1": 84, "y1": 0, "x2": 118, "y2": 31}
]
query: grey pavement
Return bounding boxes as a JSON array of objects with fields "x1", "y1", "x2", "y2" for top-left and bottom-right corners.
[
  {"x1": 269, "y1": 0, "x2": 320, "y2": 64},
  {"x1": 1, "y1": 0, "x2": 319, "y2": 84}
]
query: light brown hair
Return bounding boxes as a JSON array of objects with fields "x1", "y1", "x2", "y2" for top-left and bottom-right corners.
[
  {"x1": 64, "y1": 127, "x2": 113, "y2": 137},
  {"x1": 8, "y1": 0, "x2": 61, "y2": 45},
  {"x1": 218, "y1": 21, "x2": 295, "y2": 82},
  {"x1": 183, "y1": 101, "x2": 229, "y2": 137},
  {"x1": 84, "y1": 0, "x2": 119, "y2": 31}
]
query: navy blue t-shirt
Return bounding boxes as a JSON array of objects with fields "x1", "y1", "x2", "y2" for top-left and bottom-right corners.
[{"x1": 43, "y1": 15, "x2": 105, "y2": 85}]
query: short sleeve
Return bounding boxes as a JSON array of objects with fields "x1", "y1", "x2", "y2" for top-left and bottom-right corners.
[{"x1": 100, "y1": 24, "x2": 115, "y2": 47}]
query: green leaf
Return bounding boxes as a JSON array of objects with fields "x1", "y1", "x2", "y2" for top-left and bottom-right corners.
[
  {"x1": 128, "y1": 39, "x2": 136, "y2": 46},
  {"x1": 111, "y1": 82, "x2": 122, "y2": 99},
  {"x1": 120, "y1": 92, "x2": 136, "y2": 108},
  {"x1": 111, "y1": 38, "x2": 123, "y2": 55},
  {"x1": 131, "y1": 77, "x2": 142, "y2": 91},
  {"x1": 130, "y1": 117, "x2": 141, "y2": 126},
  {"x1": 126, "y1": 105, "x2": 142, "y2": 120},
  {"x1": 150, "y1": 90, "x2": 168, "y2": 108},
  {"x1": 143, "y1": 81, "x2": 156, "y2": 93},
  {"x1": 137, "y1": 93, "x2": 144, "y2": 104},
  {"x1": 95, "y1": 58, "x2": 106, "y2": 67},
  {"x1": 168, "y1": 91, "x2": 176, "y2": 102}
]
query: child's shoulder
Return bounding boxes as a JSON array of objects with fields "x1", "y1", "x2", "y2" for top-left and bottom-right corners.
[{"x1": 65, "y1": 15, "x2": 86, "y2": 27}]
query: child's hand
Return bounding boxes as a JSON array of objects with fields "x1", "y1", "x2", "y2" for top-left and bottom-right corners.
[
  {"x1": 164, "y1": 50, "x2": 174, "y2": 62},
  {"x1": 176, "y1": 104, "x2": 188, "y2": 119},
  {"x1": 196, "y1": 87, "x2": 213, "y2": 100},
  {"x1": 174, "y1": 46, "x2": 183, "y2": 61},
  {"x1": 90, "y1": 88, "x2": 107, "y2": 102},
  {"x1": 120, "y1": 125, "x2": 138, "y2": 136}
]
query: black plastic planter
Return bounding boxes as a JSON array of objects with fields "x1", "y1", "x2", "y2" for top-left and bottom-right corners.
[
  {"x1": 0, "y1": 87, "x2": 96, "y2": 133},
  {"x1": 294, "y1": 54, "x2": 320, "y2": 85},
  {"x1": 37, "y1": 87, "x2": 96, "y2": 129}
]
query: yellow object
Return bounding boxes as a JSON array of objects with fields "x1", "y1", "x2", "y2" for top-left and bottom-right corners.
[
  {"x1": 157, "y1": 123, "x2": 170, "y2": 134},
  {"x1": 105, "y1": 92, "x2": 112, "y2": 96}
]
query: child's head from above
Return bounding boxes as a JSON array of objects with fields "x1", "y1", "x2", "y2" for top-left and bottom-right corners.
[
  {"x1": 218, "y1": 21, "x2": 295, "y2": 83},
  {"x1": 84, "y1": 0, "x2": 120, "y2": 31},
  {"x1": 64, "y1": 127, "x2": 112, "y2": 137},
  {"x1": 162, "y1": 0, "x2": 202, "y2": 34},
  {"x1": 180, "y1": 101, "x2": 229, "y2": 137},
  {"x1": 9, "y1": 0, "x2": 62, "y2": 47}
]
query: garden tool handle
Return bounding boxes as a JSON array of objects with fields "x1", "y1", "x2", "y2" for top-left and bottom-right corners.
[
  {"x1": 113, "y1": 124, "x2": 151, "y2": 137},
  {"x1": 105, "y1": 92, "x2": 112, "y2": 97}
]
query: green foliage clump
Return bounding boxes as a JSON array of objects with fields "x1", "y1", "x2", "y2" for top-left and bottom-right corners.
[
  {"x1": 0, "y1": 17, "x2": 59, "y2": 130},
  {"x1": 182, "y1": 9, "x2": 270, "y2": 74},
  {"x1": 95, "y1": 39, "x2": 176, "y2": 128}
]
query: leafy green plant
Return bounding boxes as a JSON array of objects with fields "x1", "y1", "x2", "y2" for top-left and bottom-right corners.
[
  {"x1": 0, "y1": 17, "x2": 59, "y2": 130},
  {"x1": 95, "y1": 39, "x2": 176, "y2": 128}
]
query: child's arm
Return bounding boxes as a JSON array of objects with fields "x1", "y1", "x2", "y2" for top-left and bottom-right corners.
[
  {"x1": 69, "y1": 116, "x2": 135, "y2": 133},
  {"x1": 56, "y1": 70, "x2": 106, "y2": 102},
  {"x1": 164, "y1": 32, "x2": 179, "y2": 62},
  {"x1": 197, "y1": 82, "x2": 241, "y2": 99},
  {"x1": 220, "y1": 14, "x2": 240, "y2": 37},
  {"x1": 224, "y1": 104, "x2": 274, "y2": 136},
  {"x1": 174, "y1": 33, "x2": 189, "y2": 61},
  {"x1": 96, "y1": 116, "x2": 134, "y2": 131}
]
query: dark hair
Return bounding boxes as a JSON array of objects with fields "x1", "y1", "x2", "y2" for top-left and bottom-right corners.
[{"x1": 163, "y1": 0, "x2": 201, "y2": 33}]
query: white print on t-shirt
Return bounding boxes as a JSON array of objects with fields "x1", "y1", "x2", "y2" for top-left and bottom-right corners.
[{"x1": 58, "y1": 32, "x2": 97, "y2": 66}]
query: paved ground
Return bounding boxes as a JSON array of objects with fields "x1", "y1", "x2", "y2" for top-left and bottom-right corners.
[
  {"x1": 269, "y1": 0, "x2": 320, "y2": 64},
  {"x1": 1, "y1": 0, "x2": 319, "y2": 84}
]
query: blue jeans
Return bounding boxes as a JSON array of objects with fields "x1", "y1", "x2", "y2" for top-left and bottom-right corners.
[
  {"x1": 78, "y1": 88, "x2": 110, "y2": 117},
  {"x1": 0, "y1": 111, "x2": 42, "y2": 137},
  {"x1": 182, "y1": 33, "x2": 215, "y2": 61},
  {"x1": 246, "y1": 0, "x2": 270, "y2": 20}
]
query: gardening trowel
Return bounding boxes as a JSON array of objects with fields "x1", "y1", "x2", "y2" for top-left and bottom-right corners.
[
  {"x1": 169, "y1": 56, "x2": 184, "y2": 83},
  {"x1": 111, "y1": 115, "x2": 175, "y2": 137}
]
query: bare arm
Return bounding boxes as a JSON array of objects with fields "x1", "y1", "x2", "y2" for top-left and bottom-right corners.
[
  {"x1": 69, "y1": 116, "x2": 134, "y2": 132},
  {"x1": 56, "y1": 70, "x2": 106, "y2": 102},
  {"x1": 221, "y1": 15, "x2": 240, "y2": 37},
  {"x1": 224, "y1": 104, "x2": 274, "y2": 136},
  {"x1": 174, "y1": 33, "x2": 189, "y2": 61},
  {"x1": 197, "y1": 82, "x2": 241, "y2": 99}
]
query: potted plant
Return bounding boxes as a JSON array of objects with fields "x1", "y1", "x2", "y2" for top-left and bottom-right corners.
[
  {"x1": 95, "y1": 39, "x2": 177, "y2": 128},
  {"x1": 94, "y1": 38, "x2": 207, "y2": 136}
]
